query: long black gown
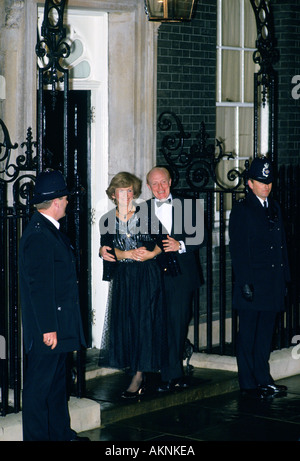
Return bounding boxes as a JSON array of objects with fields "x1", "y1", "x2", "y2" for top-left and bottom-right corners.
[{"x1": 99, "y1": 211, "x2": 167, "y2": 375}]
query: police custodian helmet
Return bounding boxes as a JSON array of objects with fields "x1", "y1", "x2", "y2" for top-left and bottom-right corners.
[
  {"x1": 32, "y1": 169, "x2": 69, "y2": 205},
  {"x1": 248, "y1": 157, "x2": 273, "y2": 184}
]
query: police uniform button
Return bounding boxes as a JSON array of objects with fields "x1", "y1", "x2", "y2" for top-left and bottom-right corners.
[
  {"x1": 270, "y1": 246, "x2": 273, "y2": 249},
  {"x1": 57, "y1": 306, "x2": 62, "y2": 311},
  {"x1": 271, "y1": 264, "x2": 275, "y2": 268}
]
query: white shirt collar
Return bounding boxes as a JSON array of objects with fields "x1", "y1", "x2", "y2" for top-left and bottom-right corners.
[
  {"x1": 154, "y1": 193, "x2": 172, "y2": 204},
  {"x1": 256, "y1": 196, "x2": 268, "y2": 207},
  {"x1": 39, "y1": 212, "x2": 60, "y2": 229}
]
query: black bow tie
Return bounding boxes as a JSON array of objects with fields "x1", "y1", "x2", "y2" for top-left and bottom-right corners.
[{"x1": 156, "y1": 199, "x2": 172, "y2": 208}]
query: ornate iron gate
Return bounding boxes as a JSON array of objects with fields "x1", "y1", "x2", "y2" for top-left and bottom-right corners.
[
  {"x1": 1, "y1": 0, "x2": 299, "y2": 418},
  {"x1": 0, "y1": 121, "x2": 36, "y2": 416},
  {"x1": 157, "y1": 113, "x2": 300, "y2": 356},
  {"x1": 155, "y1": 0, "x2": 299, "y2": 356},
  {"x1": 0, "y1": 0, "x2": 88, "y2": 416},
  {"x1": 157, "y1": 113, "x2": 248, "y2": 355}
]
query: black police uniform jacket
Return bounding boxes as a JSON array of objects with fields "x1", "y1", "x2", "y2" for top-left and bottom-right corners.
[
  {"x1": 229, "y1": 190, "x2": 290, "y2": 312},
  {"x1": 19, "y1": 211, "x2": 86, "y2": 354}
]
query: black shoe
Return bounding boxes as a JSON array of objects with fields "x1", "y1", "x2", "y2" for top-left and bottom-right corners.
[
  {"x1": 259, "y1": 383, "x2": 288, "y2": 394},
  {"x1": 157, "y1": 377, "x2": 189, "y2": 393},
  {"x1": 157, "y1": 381, "x2": 175, "y2": 393},
  {"x1": 70, "y1": 435, "x2": 90, "y2": 441},
  {"x1": 173, "y1": 377, "x2": 190, "y2": 389},
  {"x1": 241, "y1": 388, "x2": 273, "y2": 399},
  {"x1": 121, "y1": 381, "x2": 146, "y2": 399},
  {"x1": 157, "y1": 379, "x2": 178, "y2": 393}
]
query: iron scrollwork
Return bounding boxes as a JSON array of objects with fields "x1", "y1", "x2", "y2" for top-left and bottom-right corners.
[
  {"x1": 36, "y1": 0, "x2": 69, "y2": 106},
  {"x1": 158, "y1": 111, "x2": 248, "y2": 193},
  {"x1": 0, "y1": 119, "x2": 19, "y2": 183},
  {"x1": 250, "y1": 0, "x2": 279, "y2": 106},
  {"x1": 35, "y1": 0, "x2": 84, "y2": 202},
  {"x1": 0, "y1": 119, "x2": 37, "y2": 206}
]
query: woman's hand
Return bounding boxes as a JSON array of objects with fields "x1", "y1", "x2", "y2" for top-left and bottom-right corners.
[
  {"x1": 129, "y1": 247, "x2": 147, "y2": 261},
  {"x1": 131, "y1": 245, "x2": 162, "y2": 262},
  {"x1": 116, "y1": 247, "x2": 149, "y2": 262},
  {"x1": 115, "y1": 245, "x2": 162, "y2": 262}
]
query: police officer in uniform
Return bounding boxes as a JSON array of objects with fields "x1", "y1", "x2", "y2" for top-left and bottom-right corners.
[
  {"x1": 229, "y1": 157, "x2": 290, "y2": 398},
  {"x1": 19, "y1": 170, "x2": 88, "y2": 440}
]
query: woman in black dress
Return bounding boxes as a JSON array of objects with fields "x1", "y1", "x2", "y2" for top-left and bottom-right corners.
[{"x1": 99, "y1": 172, "x2": 167, "y2": 398}]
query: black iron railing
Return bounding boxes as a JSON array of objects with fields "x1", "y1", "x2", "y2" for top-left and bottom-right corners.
[
  {"x1": 0, "y1": 121, "x2": 86, "y2": 416},
  {"x1": 1, "y1": 0, "x2": 87, "y2": 417},
  {"x1": 157, "y1": 112, "x2": 300, "y2": 357},
  {"x1": 0, "y1": 119, "x2": 36, "y2": 416},
  {"x1": 0, "y1": 114, "x2": 299, "y2": 416}
]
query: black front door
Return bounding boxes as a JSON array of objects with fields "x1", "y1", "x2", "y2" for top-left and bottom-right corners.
[{"x1": 42, "y1": 90, "x2": 91, "y2": 346}]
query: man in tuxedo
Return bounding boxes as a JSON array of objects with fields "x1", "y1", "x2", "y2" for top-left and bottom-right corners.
[
  {"x1": 146, "y1": 166, "x2": 204, "y2": 391},
  {"x1": 229, "y1": 157, "x2": 290, "y2": 399},
  {"x1": 19, "y1": 169, "x2": 87, "y2": 441}
]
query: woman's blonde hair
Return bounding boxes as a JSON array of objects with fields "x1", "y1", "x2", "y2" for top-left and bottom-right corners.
[{"x1": 106, "y1": 172, "x2": 142, "y2": 202}]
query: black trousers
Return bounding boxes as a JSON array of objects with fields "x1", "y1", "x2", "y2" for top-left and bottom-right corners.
[
  {"x1": 161, "y1": 275, "x2": 194, "y2": 382},
  {"x1": 22, "y1": 349, "x2": 76, "y2": 441},
  {"x1": 236, "y1": 310, "x2": 277, "y2": 390}
]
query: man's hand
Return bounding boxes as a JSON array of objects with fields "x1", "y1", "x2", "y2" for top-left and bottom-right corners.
[
  {"x1": 99, "y1": 246, "x2": 116, "y2": 262},
  {"x1": 241, "y1": 284, "x2": 254, "y2": 302},
  {"x1": 43, "y1": 332, "x2": 57, "y2": 350},
  {"x1": 162, "y1": 235, "x2": 180, "y2": 252}
]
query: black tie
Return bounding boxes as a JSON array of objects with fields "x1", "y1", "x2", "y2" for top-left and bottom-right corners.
[{"x1": 156, "y1": 199, "x2": 171, "y2": 208}]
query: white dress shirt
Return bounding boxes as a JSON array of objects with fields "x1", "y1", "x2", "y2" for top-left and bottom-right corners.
[
  {"x1": 154, "y1": 194, "x2": 186, "y2": 253},
  {"x1": 154, "y1": 194, "x2": 173, "y2": 234},
  {"x1": 256, "y1": 196, "x2": 268, "y2": 208}
]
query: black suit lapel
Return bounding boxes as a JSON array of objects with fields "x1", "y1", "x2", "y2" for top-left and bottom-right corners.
[
  {"x1": 170, "y1": 195, "x2": 184, "y2": 239},
  {"x1": 170, "y1": 202, "x2": 175, "y2": 236}
]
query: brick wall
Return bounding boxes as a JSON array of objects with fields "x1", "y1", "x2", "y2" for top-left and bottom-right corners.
[
  {"x1": 156, "y1": 1, "x2": 300, "y2": 168},
  {"x1": 272, "y1": 1, "x2": 300, "y2": 166},
  {"x1": 156, "y1": 0, "x2": 217, "y2": 167},
  {"x1": 155, "y1": 1, "x2": 299, "y2": 351}
]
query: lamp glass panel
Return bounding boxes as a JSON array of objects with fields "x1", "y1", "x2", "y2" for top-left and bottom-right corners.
[{"x1": 146, "y1": 0, "x2": 194, "y2": 20}]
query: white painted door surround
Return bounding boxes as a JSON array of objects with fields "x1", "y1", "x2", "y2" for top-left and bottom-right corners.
[{"x1": 3, "y1": 0, "x2": 160, "y2": 347}]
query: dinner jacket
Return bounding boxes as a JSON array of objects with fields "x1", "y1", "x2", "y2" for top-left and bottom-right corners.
[{"x1": 145, "y1": 195, "x2": 204, "y2": 290}]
